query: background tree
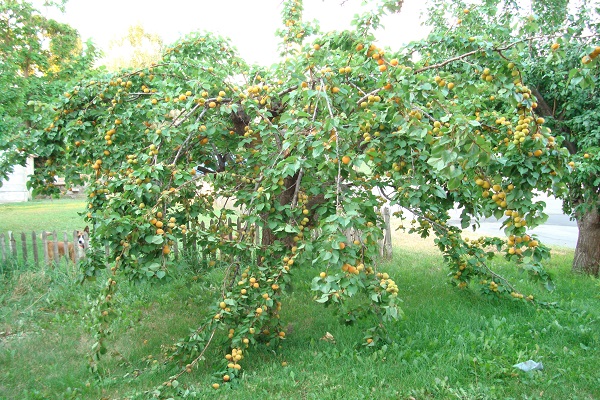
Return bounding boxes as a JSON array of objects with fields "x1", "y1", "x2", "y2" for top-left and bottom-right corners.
[
  {"x1": 22, "y1": 0, "x2": 569, "y2": 391},
  {"x1": 104, "y1": 23, "x2": 163, "y2": 72},
  {"x1": 0, "y1": 0, "x2": 97, "y2": 184},
  {"x1": 424, "y1": 0, "x2": 599, "y2": 276}
]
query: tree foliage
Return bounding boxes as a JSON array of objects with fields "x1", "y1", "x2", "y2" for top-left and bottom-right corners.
[
  {"x1": 17, "y1": 0, "x2": 573, "y2": 392},
  {"x1": 425, "y1": 0, "x2": 600, "y2": 275}
]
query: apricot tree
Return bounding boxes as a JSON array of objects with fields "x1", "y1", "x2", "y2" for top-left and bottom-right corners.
[
  {"x1": 0, "y1": 0, "x2": 97, "y2": 182},
  {"x1": 425, "y1": 0, "x2": 600, "y2": 275},
  {"x1": 25, "y1": 0, "x2": 568, "y2": 391}
]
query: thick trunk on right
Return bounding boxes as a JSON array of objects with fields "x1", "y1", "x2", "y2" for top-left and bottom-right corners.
[{"x1": 572, "y1": 208, "x2": 600, "y2": 276}]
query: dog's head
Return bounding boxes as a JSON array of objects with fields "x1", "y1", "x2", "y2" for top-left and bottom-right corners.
[{"x1": 77, "y1": 226, "x2": 90, "y2": 248}]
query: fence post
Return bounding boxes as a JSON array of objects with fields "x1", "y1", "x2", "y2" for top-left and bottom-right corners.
[
  {"x1": 32, "y1": 231, "x2": 39, "y2": 267},
  {"x1": 382, "y1": 207, "x2": 392, "y2": 259},
  {"x1": 0, "y1": 233, "x2": 6, "y2": 264},
  {"x1": 52, "y1": 231, "x2": 60, "y2": 264},
  {"x1": 62, "y1": 232, "x2": 69, "y2": 262},
  {"x1": 9, "y1": 232, "x2": 17, "y2": 259},
  {"x1": 42, "y1": 231, "x2": 49, "y2": 265},
  {"x1": 72, "y1": 230, "x2": 79, "y2": 265},
  {"x1": 21, "y1": 232, "x2": 27, "y2": 264}
]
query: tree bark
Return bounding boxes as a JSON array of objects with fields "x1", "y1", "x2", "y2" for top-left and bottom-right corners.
[
  {"x1": 532, "y1": 86, "x2": 600, "y2": 275},
  {"x1": 572, "y1": 207, "x2": 600, "y2": 276}
]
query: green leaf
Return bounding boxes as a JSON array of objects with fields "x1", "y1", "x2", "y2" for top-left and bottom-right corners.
[{"x1": 145, "y1": 235, "x2": 164, "y2": 244}]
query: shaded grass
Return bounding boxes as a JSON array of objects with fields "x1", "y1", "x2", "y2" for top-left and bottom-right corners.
[{"x1": 0, "y1": 200, "x2": 599, "y2": 399}]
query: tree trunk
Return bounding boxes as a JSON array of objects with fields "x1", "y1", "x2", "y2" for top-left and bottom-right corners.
[{"x1": 572, "y1": 208, "x2": 600, "y2": 276}]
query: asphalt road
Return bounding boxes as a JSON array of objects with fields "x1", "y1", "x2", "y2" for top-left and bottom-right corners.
[
  {"x1": 448, "y1": 195, "x2": 578, "y2": 248},
  {"x1": 383, "y1": 191, "x2": 579, "y2": 249},
  {"x1": 451, "y1": 214, "x2": 578, "y2": 248}
]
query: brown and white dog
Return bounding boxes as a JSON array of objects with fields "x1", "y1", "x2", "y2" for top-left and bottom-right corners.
[{"x1": 46, "y1": 226, "x2": 89, "y2": 263}]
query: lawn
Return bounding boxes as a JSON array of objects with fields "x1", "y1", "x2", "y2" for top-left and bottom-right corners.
[{"x1": 0, "y1": 199, "x2": 599, "y2": 399}]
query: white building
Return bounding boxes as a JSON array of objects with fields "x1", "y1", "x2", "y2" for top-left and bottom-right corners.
[{"x1": 0, "y1": 155, "x2": 34, "y2": 203}]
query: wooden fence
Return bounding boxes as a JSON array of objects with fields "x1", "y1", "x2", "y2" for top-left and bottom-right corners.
[
  {"x1": 0, "y1": 230, "x2": 89, "y2": 268},
  {"x1": 0, "y1": 207, "x2": 393, "y2": 268}
]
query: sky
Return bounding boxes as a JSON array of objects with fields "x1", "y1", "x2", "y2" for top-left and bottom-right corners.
[{"x1": 37, "y1": 0, "x2": 431, "y2": 66}]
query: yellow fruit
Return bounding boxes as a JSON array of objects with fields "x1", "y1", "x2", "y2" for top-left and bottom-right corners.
[
  {"x1": 209, "y1": 101, "x2": 217, "y2": 108},
  {"x1": 551, "y1": 43, "x2": 560, "y2": 51},
  {"x1": 342, "y1": 155, "x2": 351, "y2": 164}
]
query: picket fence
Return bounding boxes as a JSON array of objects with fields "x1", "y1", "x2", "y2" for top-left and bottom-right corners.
[{"x1": 0, "y1": 208, "x2": 393, "y2": 267}]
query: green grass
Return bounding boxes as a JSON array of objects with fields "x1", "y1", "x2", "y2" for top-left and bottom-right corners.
[
  {"x1": 0, "y1": 198, "x2": 87, "y2": 234},
  {"x1": 1, "y1": 200, "x2": 599, "y2": 399}
]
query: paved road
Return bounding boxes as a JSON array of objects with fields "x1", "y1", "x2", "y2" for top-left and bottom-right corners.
[
  {"x1": 448, "y1": 195, "x2": 578, "y2": 248},
  {"x1": 383, "y1": 191, "x2": 578, "y2": 248},
  {"x1": 450, "y1": 215, "x2": 578, "y2": 248}
]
